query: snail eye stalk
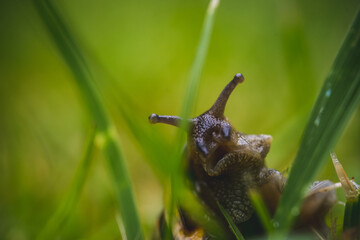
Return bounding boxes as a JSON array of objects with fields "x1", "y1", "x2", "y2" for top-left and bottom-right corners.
[
  {"x1": 148, "y1": 114, "x2": 183, "y2": 127},
  {"x1": 208, "y1": 73, "x2": 244, "y2": 117}
]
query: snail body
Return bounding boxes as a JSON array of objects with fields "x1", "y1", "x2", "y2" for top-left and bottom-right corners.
[{"x1": 150, "y1": 74, "x2": 336, "y2": 239}]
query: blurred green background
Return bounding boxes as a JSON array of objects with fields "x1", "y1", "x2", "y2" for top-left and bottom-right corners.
[{"x1": 0, "y1": 0, "x2": 359, "y2": 239}]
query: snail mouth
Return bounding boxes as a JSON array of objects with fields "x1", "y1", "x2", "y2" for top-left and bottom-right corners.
[{"x1": 204, "y1": 146, "x2": 230, "y2": 176}]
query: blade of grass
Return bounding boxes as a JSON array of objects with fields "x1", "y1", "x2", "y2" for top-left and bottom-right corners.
[
  {"x1": 217, "y1": 201, "x2": 245, "y2": 240},
  {"x1": 273, "y1": 9, "x2": 360, "y2": 235},
  {"x1": 343, "y1": 196, "x2": 360, "y2": 234},
  {"x1": 179, "y1": 0, "x2": 220, "y2": 121},
  {"x1": 173, "y1": 0, "x2": 220, "y2": 199},
  {"x1": 170, "y1": 0, "x2": 221, "y2": 174},
  {"x1": 32, "y1": 1, "x2": 143, "y2": 239},
  {"x1": 37, "y1": 126, "x2": 96, "y2": 240},
  {"x1": 249, "y1": 190, "x2": 275, "y2": 235},
  {"x1": 167, "y1": 0, "x2": 221, "y2": 236}
]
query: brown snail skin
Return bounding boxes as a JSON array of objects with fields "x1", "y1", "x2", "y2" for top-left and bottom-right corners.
[{"x1": 149, "y1": 74, "x2": 336, "y2": 239}]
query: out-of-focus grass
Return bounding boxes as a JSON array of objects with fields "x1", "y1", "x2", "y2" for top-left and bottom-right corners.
[
  {"x1": 38, "y1": 126, "x2": 96, "y2": 240},
  {"x1": 0, "y1": 0, "x2": 360, "y2": 239},
  {"x1": 32, "y1": 0, "x2": 143, "y2": 239}
]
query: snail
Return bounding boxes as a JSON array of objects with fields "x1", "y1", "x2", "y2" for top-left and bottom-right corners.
[{"x1": 149, "y1": 74, "x2": 337, "y2": 239}]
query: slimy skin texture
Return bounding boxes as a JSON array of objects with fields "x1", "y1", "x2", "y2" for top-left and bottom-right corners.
[{"x1": 149, "y1": 74, "x2": 336, "y2": 239}]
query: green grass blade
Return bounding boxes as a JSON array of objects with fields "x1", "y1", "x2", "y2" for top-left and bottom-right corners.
[
  {"x1": 249, "y1": 190, "x2": 275, "y2": 234},
  {"x1": 170, "y1": 0, "x2": 221, "y2": 172},
  {"x1": 166, "y1": 0, "x2": 221, "y2": 235},
  {"x1": 180, "y1": 0, "x2": 220, "y2": 120},
  {"x1": 32, "y1": 1, "x2": 143, "y2": 239},
  {"x1": 217, "y1": 201, "x2": 245, "y2": 240},
  {"x1": 37, "y1": 127, "x2": 96, "y2": 240},
  {"x1": 343, "y1": 195, "x2": 360, "y2": 232},
  {"x1": 274, "y1": 9, "x2": 360, "y2": 234}
]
